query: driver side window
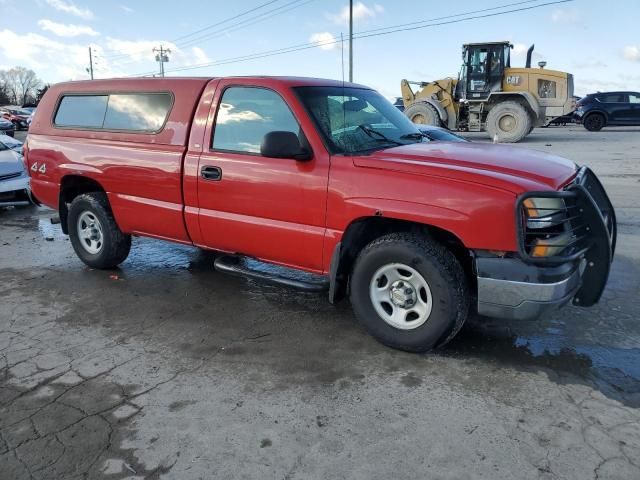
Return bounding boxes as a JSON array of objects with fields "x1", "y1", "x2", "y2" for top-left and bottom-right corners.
[{"x1": 212, "y1": 87, "x2": 300, "y2": 154}]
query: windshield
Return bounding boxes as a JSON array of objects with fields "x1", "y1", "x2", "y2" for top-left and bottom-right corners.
[{"x1": 295, "y1": 86, "x2": 423, "y2": 154}]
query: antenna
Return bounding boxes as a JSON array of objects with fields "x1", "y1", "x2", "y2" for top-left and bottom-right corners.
[{"x1": 341, "y1": 32, "x2": 347, "y2": 154}]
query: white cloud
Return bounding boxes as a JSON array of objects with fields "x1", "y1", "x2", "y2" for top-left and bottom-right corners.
[
  {"x1": 327, "y1": 2, "x2": 384, "y2": 25},
  {"x1": 0, "y1": 29, "x2": 93, "y2": 79},
  {"x1": 512, "y1": 43, "x2": 542, "y2": 60},
  {"x1": 45, "y1": 0, "x2": 94, "y2": 20},
  {"x1": 191, "y1": 47, "x2": 211, "y2": 64},
  {"x1": 575, "y1": 76, "x2": 640, "y2": 97},
  {"x1": 38, "y1": 19, "x2": 99, "y2": 37},
  {"x1": 0, "y1": 29, "x2": 215, "y2": 82},
  {"x1": 571, "y1": 59, "x2": 607, "y2": 69},
  {"x1": 309, "y1": 32, "x2": 339, "y2": 51},
  {"x1": 551, "y1": 9, "x2": 579, "y2": 24},
  {"x1": 120, "y1": 5, "x2": 133, "y2": 14},
  {"x1": 623, "y1": 46, "x2": 640, "y2": 62}
]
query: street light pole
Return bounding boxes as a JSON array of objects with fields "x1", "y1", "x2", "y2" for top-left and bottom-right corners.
[
  {"x1": 88, "y1": 46, "x2": 94, "y2": 80},
  {"x1": 349, "y1": 0, "x2": 353, "y2": 82}
]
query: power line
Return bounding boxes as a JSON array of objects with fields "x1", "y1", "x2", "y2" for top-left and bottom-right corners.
[
  {"x1": 172, "y1": 0, "x2": 282, "y2": 43},
  {"x1": 98, "y1": 0, "x2": 311, "y2": 64},
  {"x1": 130, "y1": 0, "x2": 573, "y2": 77},
  {"x1": 175, "y1": 0, "x2": 312, "y2": 50}
]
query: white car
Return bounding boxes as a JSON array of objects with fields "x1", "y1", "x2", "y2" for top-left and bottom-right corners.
[
  {"x1": 0, "y1": 133, "x2": 23, "y2": 153},
  {"x1": 0, "y1": 136, "x2": 32, "y2": 207}
]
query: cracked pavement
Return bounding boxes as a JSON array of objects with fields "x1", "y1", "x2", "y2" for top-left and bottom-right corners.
[{"x1": 1, "y1": 127, "x2": 640, "y2": 479}]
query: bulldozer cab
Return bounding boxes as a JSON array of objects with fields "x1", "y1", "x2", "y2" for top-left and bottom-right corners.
[{"x1": 457, "y1": 42, "x2": 511, "y2": 100}]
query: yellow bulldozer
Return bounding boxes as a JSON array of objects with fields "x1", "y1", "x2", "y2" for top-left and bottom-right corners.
[{"x1": 401, "y1": 41, "x2": 575, "y2": 142}]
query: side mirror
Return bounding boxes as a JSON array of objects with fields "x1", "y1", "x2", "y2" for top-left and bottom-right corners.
[{"x1": 260, "y1": 131, "x2": 312, "y2": 161}]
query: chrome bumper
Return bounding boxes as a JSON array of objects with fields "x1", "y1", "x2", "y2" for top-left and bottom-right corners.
[
  {"x1": 0, "y1": 174, "x2": 31, "y2": 206},
  {"x1": 476, "y1": 257, "x2": 584, "y2": 320}
]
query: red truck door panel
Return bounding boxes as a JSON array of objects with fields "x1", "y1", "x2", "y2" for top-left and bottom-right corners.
[{"x1": 195, "y1": 82, "x2": 329, "y2": 272}]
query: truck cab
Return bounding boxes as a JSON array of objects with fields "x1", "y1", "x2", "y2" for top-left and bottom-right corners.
[{"x1": 26, "y1": 76, "x2": 616, "y2": 352}]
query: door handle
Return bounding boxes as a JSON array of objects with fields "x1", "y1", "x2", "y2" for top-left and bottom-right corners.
[{"x1": 201, "y1": 166, "x2": 222, "y2": 181}]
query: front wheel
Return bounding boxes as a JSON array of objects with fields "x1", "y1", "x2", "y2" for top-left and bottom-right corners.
[
  {"x1": 404, "y1": 102, "x2": 441, "y2": 126},
  {"x1": 349, "y1": 233, "x2": 469, "y2": 352},
  {"x1": 486, "y1": 101, "x2": 532, "y2": 143},
  {"x1": 67, "y1": 192, "x2": 131, "y2": 269}
]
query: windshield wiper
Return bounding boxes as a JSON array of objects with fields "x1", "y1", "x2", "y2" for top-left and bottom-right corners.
[
  {"x1": 357, "y1": 124, "x2": 403, "y2": 147},
  {"x1": 399, "y1": 131, "x2": 429, "y2": 141}
]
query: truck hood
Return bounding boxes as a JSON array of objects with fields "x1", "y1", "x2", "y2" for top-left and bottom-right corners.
[{"x1": 353, "y1": 142, "x2": 577, "y2": 193}]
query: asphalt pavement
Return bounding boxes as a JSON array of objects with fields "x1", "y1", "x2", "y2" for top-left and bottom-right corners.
[{"x1": 1, "y1": 126, "x2": 639, "y2": 479}]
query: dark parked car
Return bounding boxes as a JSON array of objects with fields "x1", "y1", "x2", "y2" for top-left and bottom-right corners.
[
  {"x1": 393, "y1": 97, "x2": 405, "y2": 112},
  {"x1": 0, "y1": 106, "x2": 31, "y2": 130},
  {"x1": 0, "y1": 117, "x2": 15, "y2": 137},
  {"x1": 574, "y1": 91, "x2": 640, "y2": 131}
]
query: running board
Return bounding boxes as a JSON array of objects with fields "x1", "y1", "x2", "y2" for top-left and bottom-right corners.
[{"x1": 213, "y1": 255, "x2": 329, "y2": 293}]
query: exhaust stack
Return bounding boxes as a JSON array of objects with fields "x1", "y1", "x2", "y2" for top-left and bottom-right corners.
[{"x1": 525, "y1": 44, "x2": 535, "y2": 68}]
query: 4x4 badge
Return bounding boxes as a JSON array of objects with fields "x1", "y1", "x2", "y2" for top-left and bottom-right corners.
[
  {"x1": 39, "y1": 164, "x2": 46, "y2": 174},
  {"x1": 30, "y1": 162, "x2": 38, "y2": 172}
]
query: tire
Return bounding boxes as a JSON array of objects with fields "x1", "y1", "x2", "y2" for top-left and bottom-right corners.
[
  {"x1": 404, "y1": 102, "x2": 441, "y2": 126},
  {"x1": 349, "y1": 233, "x2": 469, "y2": 352},
  {"x1": 583, "y1": 113, "x2": 605, "y2": 132},
  {"x1": 485, "y1": 101, "x2": 532, "y2": 143},
  {"x1": 67, "y1": 192, "x2": 131, "y2": 269}
]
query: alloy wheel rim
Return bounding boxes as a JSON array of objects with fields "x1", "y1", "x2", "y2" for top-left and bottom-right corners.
[
  {"x1": 77, "y1": 211, "x2": 104, "y2": 254},
  {"x1": 369, "y1": 263, "x2": 433, "y2": 330}
]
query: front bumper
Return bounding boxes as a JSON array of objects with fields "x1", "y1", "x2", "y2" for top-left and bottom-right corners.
[
  {"x1": 0, "y1": 173, "x2": 31, "y2": 206},
  {"x1": 476, "y1": 257, "x2": 584, "y2": 320},
  {"x1": 476, "y1": 167, "x2": 616, "y2": 320}
]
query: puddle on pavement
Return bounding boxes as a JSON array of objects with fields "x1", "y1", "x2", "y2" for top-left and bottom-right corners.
[
  {"x1": 4, "y1": 206, "x2": 640, "y2": 406},
  {"x1": 448, "y1": 321, "x2": 640, "y2": 404}
]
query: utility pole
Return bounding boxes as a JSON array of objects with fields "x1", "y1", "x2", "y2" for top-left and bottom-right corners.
[
  {"x1": 87, "y1": 46, "x2": 94, "y2": 80},
  {"x1": 348, "y1": 0, "x2": 353, "y2": 82},
  {"x1": 153, "y1": 45, "x2": 171, "y2": 78}
]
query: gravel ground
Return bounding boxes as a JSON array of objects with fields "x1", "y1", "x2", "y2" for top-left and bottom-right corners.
[{"x1": 1, "y1": 126, "x2": 639, "y2": 479}]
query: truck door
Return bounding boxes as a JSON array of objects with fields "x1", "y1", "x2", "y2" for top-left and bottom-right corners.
[{"x1": 194, "y1": 81, "x2": 329, "y2": 272}]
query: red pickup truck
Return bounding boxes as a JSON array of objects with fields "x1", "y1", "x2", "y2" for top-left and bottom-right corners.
[{"x1": 26, "y1": 76, "x2": 616, "y2": 352}]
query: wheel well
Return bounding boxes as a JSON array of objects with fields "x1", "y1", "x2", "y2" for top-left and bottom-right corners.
[
  {"x1": 330, "y1": 217, "x2": 473, "y2": 303},
  {"x1": 58, "y1": 175, "x2": 106, "y2": 234},
  {"x1": 584, "y1": 110, "x2": 607, "y2": 123}
]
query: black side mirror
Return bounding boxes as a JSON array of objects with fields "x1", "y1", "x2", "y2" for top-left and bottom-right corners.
[{"x1": 260, "y1": 131, "x2": 312, "y2": 161}]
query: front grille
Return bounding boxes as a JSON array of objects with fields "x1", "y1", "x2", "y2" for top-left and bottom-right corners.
[{"x1": 0, "y1": 171, "x2": 22, "y2": 181}]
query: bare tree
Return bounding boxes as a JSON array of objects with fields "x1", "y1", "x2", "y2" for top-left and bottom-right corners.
[{"x1": 0, "y1": 67, "x2": 43, "y2": 106}]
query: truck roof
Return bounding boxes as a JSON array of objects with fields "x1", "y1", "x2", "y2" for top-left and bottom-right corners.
[{"x1": 48, "y1": 76, "x2": 371, "y2": 91}]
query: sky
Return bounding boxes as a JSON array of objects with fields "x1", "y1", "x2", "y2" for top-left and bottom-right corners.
[{"x1": 0, "y1": 0, "x2": 639, "y2": 98}]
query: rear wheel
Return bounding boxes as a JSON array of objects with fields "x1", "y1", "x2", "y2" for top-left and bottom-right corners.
[
  {"x1": 68, "y1": 192, "x2": 131, "y2": 269},
  {"x1": 404, "y1": 102, "x2": 441, "y2": 126},
  {"x1": 349, "y1": 233, "x2": 469, "y2": 352},
  {"x1": 583, "y1": 113, "x2": 605, "y2": 132},
  {"x1": 486, "y1": 101, "x2": 532, "y2": 143}
]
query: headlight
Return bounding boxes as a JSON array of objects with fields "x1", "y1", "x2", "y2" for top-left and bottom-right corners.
[
  {"x1": 521, "y1": 196, "x2": 571, "y2": 258},
  {"x1": 522, "y1": 197, "x2": 566, "y2": 229}
]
